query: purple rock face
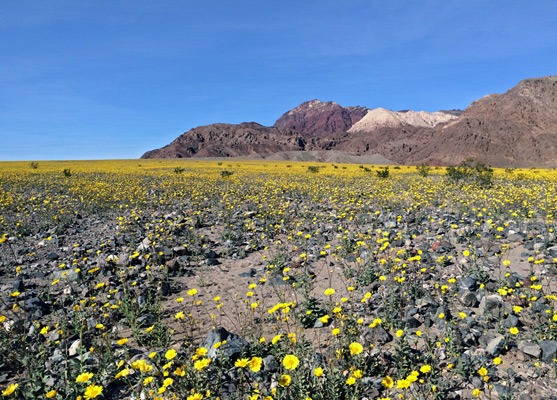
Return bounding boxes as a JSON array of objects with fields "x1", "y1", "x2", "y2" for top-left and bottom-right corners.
[{"x1": 273, "y1": 100, "x2": 367, "y2": 135}]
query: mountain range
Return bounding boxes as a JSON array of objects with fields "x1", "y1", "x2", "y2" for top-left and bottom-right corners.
[{"x1": 142, "y1": 76, "x2": 557, "y2": 167}]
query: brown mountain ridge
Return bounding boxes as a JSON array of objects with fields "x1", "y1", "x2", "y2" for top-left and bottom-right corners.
[{"x1": 142, "y1": 76, "x2": 557, "y2": 167}]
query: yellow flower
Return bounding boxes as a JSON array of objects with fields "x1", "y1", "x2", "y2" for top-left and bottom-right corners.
[
  {"x1": 282, "y1": 354, "x2": 300, "y2": 370},
  {"x1": 188, "y1": 288, "x2": 197, "y2": 296},
  {"x1": 196, "y1": 347, "x2": 208, "y2": 356},
  {"x1": 493, "y1": 357, "x2": 502, "y2": 365},
  {"x1": 346, "y1": 376, "x2": 356, "y2": 385},
  {"x1": 163, "y1": 378, "x2": 174, "y2": 387},
  {"x1": 130, "y1": 360, "x2": 153, "y2": 372},
  {"x1": 46, "y1": 389, "x2": 57, "y2": 398},
  {"x1": 349, "y1": 342, "x2": 363, "y2": 355},
  {"x1": 249, "y1": 357, "x2": 263, "y2": 372},
  {"x1": 83, "y1": 384, "x2": 103, "y2": 399},
  {"x1": 396, "y1": 379, "x2": 411, "y2": 389},
  {"x1": 194, "y1": 358, "x2": 211, "y2": 371},
  {"x1": 382, "y1": 376, "x2": 394, "y2": 388},
  {"x1": 175, "y1": 311, "x2": 185, "y2": 319},
  {"x1": 324, "y1": 288, "x2": 335, "y2": 296},
  {"x1": 332, "y1": 328, "x2": 340, "y2": 336},
  {"x1": 235, "y1": 358, "x2": 250, "y2": 368},
  {"x1": 420, "y1": 365, "x2": 431, "y2": 373},
  {"x1": 187, "y1": 394, "x2": 204, "y2": 400},
  {"x1": 117, "y1": 338, "x2": 128, "y2": 345},
  {"x1": 473, "y1": 388, "x2": 481, "y2": 397},
  {"x1": 478, "y1": 367, "x2": 488, "y2": 376},
  {"x1": 463, "y1": 250, "x2": 470, "y2": 257},
  {"x1": 76, "y1": 372, "x2": 94, "y2": 383},
  {"x1": 1, "y1": 383, "x2": 18, "y2": 396},
  {"x1": 165, "y1": 349, "x2": 177, "y2": 360},
  {"x1": 278, "y1": 374, "x2": 291, "y2": 387},
  {"x1": 509, "y1": 327, "x2": 519, "y2": 335},
  {"x1": 319, "y1": 315, "x2": 329, "y2": 323},
  {"x1": 115, "y1": 368, "x2": 130, "y2": 379},
  {"x1": 313, "y1": 367, "x2": 324, "y2": 377},
  {"x1": 396, "y1": 330, "x2": 404, "y2": 338}
]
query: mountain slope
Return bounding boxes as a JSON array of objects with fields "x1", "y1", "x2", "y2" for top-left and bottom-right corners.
[
  {"x1": 142, "y1": 122, "x2": 307, "y2": 159},
  {"x1": 273, "y1": 100, "x2": 367, "y2": 134},
  {"x1": 401, "y1": 76, "x2": 557, "y2": 167},
  {"x1": 348, "y1": 108, "x2": 459, "y2": 132},
  {"x1": 142, "y1": 76, "x2": 557, "y2": 167}
]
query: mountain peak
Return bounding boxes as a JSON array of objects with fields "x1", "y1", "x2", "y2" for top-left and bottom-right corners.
[{"x1": 274, "y1": 100, "x2": 367, "y2": 134}]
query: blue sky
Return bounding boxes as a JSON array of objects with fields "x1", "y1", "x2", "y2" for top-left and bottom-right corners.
[{"x1": 1, "y1": 1, "x2": 556, "y2": 160}]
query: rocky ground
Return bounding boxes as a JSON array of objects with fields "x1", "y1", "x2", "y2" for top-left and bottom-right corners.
[{"x1": 1, "y1": 160, "x2": 557, "y2": 399}]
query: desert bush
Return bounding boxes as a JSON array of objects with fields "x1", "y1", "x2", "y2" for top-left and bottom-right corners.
[
  {"x1": 446, "y1": 159, "x2": 493, "y2": 187},
  {"x1": 376, "y1": 166, "x2": 390, "y2": 179},
  {"x1": 417, "y1": 162, "x2": 431, "y2": 177}
]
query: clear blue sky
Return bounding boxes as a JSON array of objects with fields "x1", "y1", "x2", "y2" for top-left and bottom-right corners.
[{"x1": 1, "y1": 1, "x2": 556, "y2": 160}]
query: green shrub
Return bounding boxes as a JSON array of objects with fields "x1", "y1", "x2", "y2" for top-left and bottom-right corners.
[
  {"x1": 376, "y1": 167, "x2": 390, "y2": 179},
  {"x1": 417, "y1": 163, "x2": 431, "y2": 177}
]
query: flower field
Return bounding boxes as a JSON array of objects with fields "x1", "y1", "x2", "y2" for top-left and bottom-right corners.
[{"x1": 1, "y1": 160, "x2": 557, "y2": 399}]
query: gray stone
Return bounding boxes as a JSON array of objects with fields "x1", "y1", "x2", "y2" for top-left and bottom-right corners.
[
  {"x1": 374, "y1": 326, "x2": 393, "y2": 344},
  {"x1": 547, "y1": 246, "x2": 557, "y2": 258},
  {"x1": 479, "y1": 295, "x2": 504, "y2": 319},
  {"x1": 503, "y1": 314, "x2": 519, "y2": 328},
  {"x1": 69, "y1": 340, "x2": 81, "y2": 356},
  {"x1": 404, "y1": 316, "x2": 421, "y2": 329},
  {"x1": 25, "y1": 297, "x2": 50, "y2": 317},
  {"x1": 459, "y1": 276, "x2": 477, "y2": 291},
  {"x1": 201, "y1": 326, "x2": 249, "y2": 360},
  {"x1": 457, "y1": 289, "x2": 478, "y2": 307},
  {"x1": 518, "y1": 341, "x2": 542, "y2": 358},
  {"x1": 485, "y1": 335, "x2": 505, "y2": 356},
  {"x1": 539, "y1": 340, "x2": 557, "y2": 363},
  {"x1": 263, "y1": 355, "x2": 278, "y2": 372}
]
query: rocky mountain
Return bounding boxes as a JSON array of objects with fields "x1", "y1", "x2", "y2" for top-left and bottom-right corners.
[
  {"x1": 142, "y1": 122, "x2": 307, "y2": 159},
  {"x1": 401, "y1": 76, "x2": 557, "y2": 167},
  {"x1": 273, "y1": 100, "x2": 368, "y2": 134},
  {"x1": 348, "y1": 108, "x2": 459, "y2": 132},
  {"x1": 142, "y1": 76, "x2": 557, "y2": 167}
]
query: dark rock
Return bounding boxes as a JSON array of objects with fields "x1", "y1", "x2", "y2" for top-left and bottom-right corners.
[
  {"x1": 12, "y1": 279, "x2": 24, "y2": 292},
  {"x1": 518, "y1": 341, "x2": 542, "y2": 358},
  {"x1": 206, "y1": 258, "x2": 219, "y2": 266},
  {"x1": 404, "y1": 316, "x2": 421, "y2": 329},
  {"x1": 201, "y1": 327, "x2": 249, "y2": 360},
  {"x1": 46, "y1": 252, "x2": 59, "y2": 260},
  {"x1": 503, "y1": 314, "x2": 519, "y2": 328},
  {"x1": 374, "y1": 326, "x2": 393, "y2": 344},
  {"x1": 239, "y1": 268, "x2": 257, "y2": 278},
  {"x1": 262, "y1": 355, "x2": 278, "y2": 372},
  {"x1": 459, "y1": 276, "x2": 477, "y2": 291},
  {"x1": 24, "y1": 297, "x2": 50, "y2": 317},
  {"x1": 160, "y1": 282, "x2": 171, "y2": 296},
  {"x1": 539, "y1": 340, "x2": 557, "y2": 363},
  {"x1": 479, "y1": 295, "x2": 504, "y2": 319},
  {"x1": 457, "y1": 289, "x2": 478, "y2": 307}
]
